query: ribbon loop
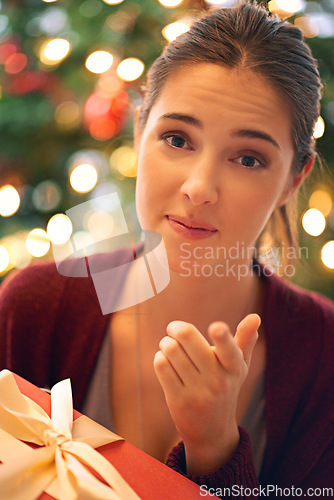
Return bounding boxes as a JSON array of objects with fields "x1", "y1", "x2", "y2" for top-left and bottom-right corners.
[{"x1": 0, "y1": 370, "x2": 141, "y2": 500}]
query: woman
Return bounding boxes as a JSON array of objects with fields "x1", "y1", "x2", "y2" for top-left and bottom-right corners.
[{"x1": 1, "y1": 0, "x2": 333, "y2": 495}]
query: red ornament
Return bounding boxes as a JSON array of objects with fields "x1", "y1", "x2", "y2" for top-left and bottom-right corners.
[{"x1": 84, "y1": 89, "x2": 129, "y2": 141}]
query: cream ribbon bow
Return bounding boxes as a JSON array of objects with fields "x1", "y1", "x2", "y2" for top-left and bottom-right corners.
[{"x1": 0, "y1": 370, "x2": 141, "y2": 500}]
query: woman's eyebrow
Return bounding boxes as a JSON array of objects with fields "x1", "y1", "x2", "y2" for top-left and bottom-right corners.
[
  {"x1": 159, "y1": 114, "x2": 280, "y2": 150},
  {"x1": 230, "y1": 129, "x2": 281, "y2": 150},
  {"x1": 159, "y1": 113, "x2": 202, "y2": 128}
]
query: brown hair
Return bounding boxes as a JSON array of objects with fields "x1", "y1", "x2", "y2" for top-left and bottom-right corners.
[{"x1": 138, "y1": 0, "x2": 322, "y2": 259}]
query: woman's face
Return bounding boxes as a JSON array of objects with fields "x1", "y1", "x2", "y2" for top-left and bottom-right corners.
[{"x1": 135, "y1": 64, "x2": 296, "y2": 273}]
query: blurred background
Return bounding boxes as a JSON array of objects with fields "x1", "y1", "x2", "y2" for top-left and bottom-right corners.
[{"x1": 0, "y1": 0, "x2": 333, "y2": 299}]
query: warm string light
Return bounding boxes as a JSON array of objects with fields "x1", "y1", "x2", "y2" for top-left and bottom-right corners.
[
  {"x1": 0, "y1": 185, "x2": 20, "y2": 217},
  {"x1": 294, "y1": 16, "x2": 319, "y2": 38},
  {"x1": 39, "y1": 38, "x2": 71, "y2": 65},
  {"x1": 85, "y1": 51, "x2": 114, "y2": 74},
  {"x1": 275, "y1": 0, "x2": 304, "y2": 13},
  {"x1": 268, "y1": 0, "x2": 304, "y2": 16},
  {"x1": 309, "y1": 189, "x2": 332, "y2": 217},
  {"x1": 302, "y1": 208, "x2": 326, "y2": 237},
  {"x1": 70, "y1": 164, "x2": 98, "y2": 193},
  {"x1": 116, "y1": 58, "x2": 144, "y2": 82},
  {"x1": 47, "y1": 214, "x2": 73, "y2": 245},
  {"x1": 0, "y1": 245, "x2": 10, "y2": 273},
  {"x1": 25, "y1": 229, "x2": 51, "y2": 258},
  {"x1": 86, "y1": 211, "x2": 115, "y2": 240},
  {"x1": 158, "y1": 0, "x2": 184, "y2": 7},
  {"x1": 102, "y1": 0, "x2": 125, "y2": 4},
  {"x1": 321, "y1": 241, "x2": 334, "y2": 270},
  {"x1": 205, "y1": 0, "x2": 232, "y2": 5},
  {"x1": 162, "y1": 21, "x2": 190, "y2": 42},
  {"x1": 313, "y1": 116, "x2": 325, "y2": 139},
  {"x1": 110, "y1": 146, "x2": 138, "y2": 177}
]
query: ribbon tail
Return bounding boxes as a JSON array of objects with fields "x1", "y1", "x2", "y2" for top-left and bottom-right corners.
[
  {"x1": 64, "y1": 453, "x2": 126, "y2": 500},
  {"x1": 55, "y1": 446, "x2": 77, "y2": 500},
  {"x1": 0, "y1": 445, "x2": 56, "y2": 500},
  {"x1": 62, "y1": 441, "x2": 141, "y2": 499}
]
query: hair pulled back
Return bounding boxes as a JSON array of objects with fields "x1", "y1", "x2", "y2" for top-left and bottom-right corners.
[{"x1": 138, "y1": 0, "x2": 323, "y2": 256}]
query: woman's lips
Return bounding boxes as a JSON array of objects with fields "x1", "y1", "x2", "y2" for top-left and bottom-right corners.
[{"x1": 166, "y1": 215, "x2": 217, "y2": 240}]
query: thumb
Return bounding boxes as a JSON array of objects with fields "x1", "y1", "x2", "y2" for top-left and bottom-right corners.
[{"x1": 234, "y1": 313, "x2": 261, "y2": 366}]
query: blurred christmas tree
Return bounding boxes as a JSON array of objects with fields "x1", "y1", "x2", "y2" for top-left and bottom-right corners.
[{"x1": 0, "y1": 0, "x2": 333, "y2": 298}]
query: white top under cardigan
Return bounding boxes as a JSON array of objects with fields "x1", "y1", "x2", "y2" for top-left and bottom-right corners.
[{"x1": 82, "y1": 329, "x2": 266, "y2": 476}]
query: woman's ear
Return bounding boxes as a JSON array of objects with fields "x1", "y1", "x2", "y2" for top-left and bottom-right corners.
[
  {"x1": 134, "y1": 105, "x2": 143, "y2": 153},
  {"x1": 277, "y1": 154, "x2": 315, "y2": 207}
]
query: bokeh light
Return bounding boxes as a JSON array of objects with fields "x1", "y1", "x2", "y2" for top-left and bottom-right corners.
[
  {"x1": 294, "y1": 16, "x2": 319, "y2": 38},
  {"x1": 0, "y1": 245, "x2": 10, "y2": 272},
  {"x1": 90, "y1": 182, "x2": 122, "y2": 211},
  {"x1": 26, "y1": 229, "x2": 51, "y2": 257},
  {"x1": 5, "y1": 53, "x2": 28, "y2": 74},
  {"x1": 275, "y1": 0, "x2": 303, "y2": 13},
  {"x1": 83, "y1": 90, "x2": 126, "y2": 141},
  {"x1": 102, "y1": 0, "x2": 125, "y2": 4},
  {"x1": 55, "y1": 101, "x2": 81, "y2": 130},
  {"x1": 87, "y1": 211, "x2": 115, "y2": 240},
  {"x1": 47, "y1": 214, "x2": 73, "y2": 245},
  {"x1": 97, "y1": 73, "x2": 123, "y2": 97},
  {"x1": 85, "y1": 51, "x2": 113, "y2": 74},
  {"x1": 70, "y1": 164, "x2": 98, "y2": 193},
  {"x1": 158, "y1": 0, "x2": 184, "y2": 7},
  {"x1": 89, "y1": 117, "x2": 118, "y2": 141},
  {"x1": 40, "y1": 38, "x2": 70, "y2": 65},
  {"x1": 162, "y1": 21, "x2": 190, "y2": 41},
  {"x1": 309, "y1": 190, "x2": 332, "y2": 217},
  {"x1": 39, "y1": 7, "x2": 68, "y2": 35},
  {"x1": 313, "y1": 116, "x2": 325, "y2": 139},
  {"x1": 205, "y1": 0, "x2": 232, "y2": 5},
  {"x1": 302, "y1": 208, "x2": 326, "y2": 237},
  {"x1": 321, "y1": 241, "x2": 334, "y2": 270},
  {"x1": 116, "y1": 58, "x2": 144, "y2": 82},
  {"x1": 110, "y1": 146, "x2": 137, "y2": 177},
  {"x1": 72, "y1": 231, "x2": 96, "y2": 254},
  {"x1": 9, "y1": 239, "x2": 31, "y2": 269},
  {"x1": 32, "y1": 180, "x2": 62, "y2": 212},
  {"x1": 269, "y1": 0, "x2": 304, "y2": 14},
  {"x1": 0, "y1": 185, "x2": 21, "y2": 217}
]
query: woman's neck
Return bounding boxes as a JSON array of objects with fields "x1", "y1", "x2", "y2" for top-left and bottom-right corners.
[{"x1": 137, "y1": 263, "x2": 263, "y2": 340}]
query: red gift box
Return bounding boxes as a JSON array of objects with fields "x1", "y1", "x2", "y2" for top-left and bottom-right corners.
[{"x1": 7, "y1": 373, "x2": 218, "y2": 500}]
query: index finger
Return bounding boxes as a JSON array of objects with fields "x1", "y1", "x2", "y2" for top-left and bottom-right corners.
[{"x1": 166, "y1": 320, "x2": 213, "y2": 372}]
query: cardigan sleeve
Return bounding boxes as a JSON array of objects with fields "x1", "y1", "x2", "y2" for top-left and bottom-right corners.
[
  {"x1": 0, "y1": 262, "x2": 65, "y2": 389},
  {"x1": 0, "y1": 259, "x2": 110, "y2": 408},
  {"x1": 166, "y1": 427, "x2": 258, "y2": 497}
]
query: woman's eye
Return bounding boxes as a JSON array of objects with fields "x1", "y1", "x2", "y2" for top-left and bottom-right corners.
[
  {"x1": 233, "y1": 155, "x2": 264, "y2": 168},
  {"x1": 163, "y1": 134, "x2": 191, "y2": 150}
]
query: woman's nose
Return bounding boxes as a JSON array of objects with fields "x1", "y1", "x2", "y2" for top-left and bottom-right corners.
[{"x1": 180, "y1": 160, "x2": 219, "y2": 206}]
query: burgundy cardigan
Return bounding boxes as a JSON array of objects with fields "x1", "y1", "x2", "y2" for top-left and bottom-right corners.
[{"x1": 0, "y1": 251, "x2": 333, "y2": 496}]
